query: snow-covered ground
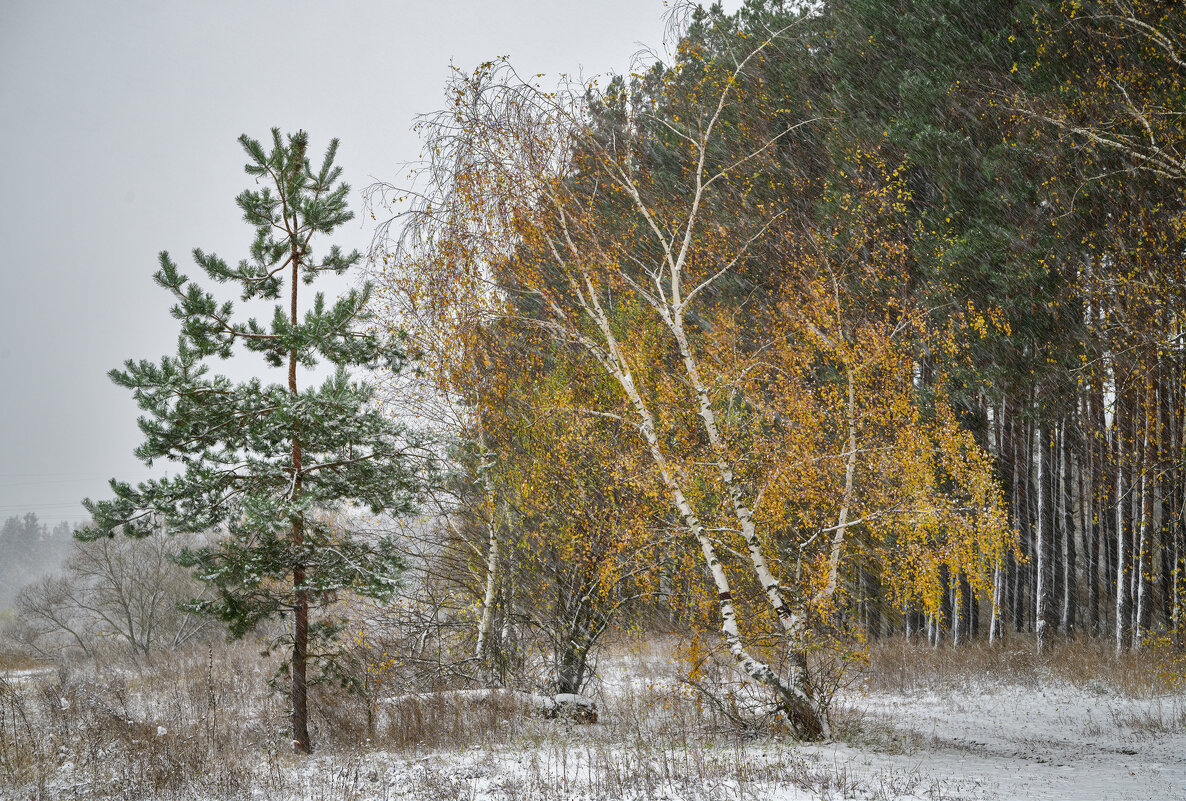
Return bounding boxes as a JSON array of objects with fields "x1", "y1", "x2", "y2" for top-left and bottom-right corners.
[
  {"x1": 815, "y1": 685, "x2": 1185, "y2": 800},
  {"x1": 3, "y1": 645, "x2": 1183, "y2": 800},
  {"x1": 264, "y1": 683, "x2": 1184, "y2": 801}
]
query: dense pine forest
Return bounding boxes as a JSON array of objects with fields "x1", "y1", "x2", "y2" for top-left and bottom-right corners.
[{"x1": 2, "y1": 1, "x2": 1184, "y2": 798}]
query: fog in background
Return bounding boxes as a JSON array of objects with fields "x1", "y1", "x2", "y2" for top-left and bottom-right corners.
[{"x1": 0, "y1": 1, "x2": 721, "y2": 532}]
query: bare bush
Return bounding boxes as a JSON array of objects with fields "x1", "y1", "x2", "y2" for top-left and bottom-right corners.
[{"x1": 12, "y1": 531, "x2": 211, "y2": 659}]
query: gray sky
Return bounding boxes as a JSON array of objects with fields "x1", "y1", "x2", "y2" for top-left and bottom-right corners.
[{"x1": 0, "y1": 0, "x2": 734, "y2": 525}]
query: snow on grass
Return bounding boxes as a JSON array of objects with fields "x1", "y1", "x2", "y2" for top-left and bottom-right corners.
[
  {"x1": 230, "y1": 681, "x2": 1185, "y2": 800},
  {"x1": 2, "y1": 640, "x2": 1184, "y2": 800}
]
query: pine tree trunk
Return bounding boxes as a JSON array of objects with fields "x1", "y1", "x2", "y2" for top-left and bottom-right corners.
[
  {"x1": 1157, "y1": 366, "x2": 1173, "y2": 632},
  {"x1": 1062, "y1": 418, "x2": 1077, "y2": 635},
  {"x1": 1104, "y1": 391, "x2": 1119, "y2": 639},
  {"x1": 1085, "y1": 388, "x2": 1100, "y2": 637},
  {"x1": 1037, "y1": 420, "x2": 1053, "y2": 653},
  {"x1": 1015, "y1": 417, "x2": 1033, "y2": 633},
  {"x1": 1005, "y1": 397, "x2": 1019, "y2": 637},
  {"x1": 1136, "y1": 381, "x2": 1154, "y2": 643},
  {"x1": 289, "y1": 238, "x2": 311, "y2": 755},
  {"x1": 1171, "y1": 366, "x2": 1183, "y2": 643},
  {"x1": 991, "y1": 397, "x2": 1010, "y2": 644},
  {"x1": 1117, "y1": 392, "x2": 1132, "y2": 652},
  {"x1": 1057, "y1": 422, "x2": 1067, "y2": 636}
]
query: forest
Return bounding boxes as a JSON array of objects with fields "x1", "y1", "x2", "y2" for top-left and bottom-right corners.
[{"x1": 1, "y1": 1, "x2": 1184, "y2": 799}]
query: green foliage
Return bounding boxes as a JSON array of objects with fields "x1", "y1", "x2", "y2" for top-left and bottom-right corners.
[{"x1": 83, "y1": 130, "x2": 430, "y2": 679}]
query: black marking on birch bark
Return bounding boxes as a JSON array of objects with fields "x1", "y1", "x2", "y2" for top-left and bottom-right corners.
[{"x1": 718, "y1": 591, "x2": 732, "y2": 601}]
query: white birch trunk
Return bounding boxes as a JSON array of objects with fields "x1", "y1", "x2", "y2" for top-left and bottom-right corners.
[
  {"x1": 671, "y1": 318, "x2": 800, "y2": 632},
  {"x1": 473, "y1": 426, "x2": 500, "y2": 664},
  {"x1": 475, "y1": 507, "x2": 499, "y2": 661},
  {"x1": 952, "y1": 583, "x2": 963, "y2": 648},
  {"x1": 989, "y1": 560, "x2": 1003, "y2": 645},
  {"x1": 579, "y1": 289, "x2": 828, "y2": 738}
]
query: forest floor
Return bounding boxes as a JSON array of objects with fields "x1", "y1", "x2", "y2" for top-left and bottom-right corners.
[{"x1": 1, "y1": 638, "x2": 1184, "y2": 800}]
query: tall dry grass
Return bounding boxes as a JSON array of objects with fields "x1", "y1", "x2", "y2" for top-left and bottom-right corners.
[
  {"x1": 863, "y1": 634, "x2": 1186, "y2": 697},
  {"x1": 0, "y1": 634, "x2": 949, "y2": 800},
  {"x1": 3, "y1": 631, "x2": 1182, "y2": 799}
]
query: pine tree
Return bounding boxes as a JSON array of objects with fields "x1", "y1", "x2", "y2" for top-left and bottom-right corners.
[{"x1": 82, "y1": 129, "x2": 428, "y2": 754}]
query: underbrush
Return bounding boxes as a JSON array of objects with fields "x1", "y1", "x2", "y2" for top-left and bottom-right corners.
[
  {"x1": 0, "y1": 653, "x2": 49, "y2": 673},
  {"x1": 0, "y1": 636, "x2": 942, "y2": 800},
  {"x1": 4, "y1": 633, "x2": 1183, "y2": 799},
  {"x1": 863, "y1": 634, "x2": 1186, "y2": 697},
  {"x1": 0, "y1": 641, "x2": 277, "y2": 800}
]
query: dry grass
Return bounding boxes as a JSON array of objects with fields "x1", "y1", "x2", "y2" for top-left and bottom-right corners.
[
  {"x1": 0, "y1": 652, "x2": 49, "y2": 673},
  {"x1": 4, "y1": 631, "x2": 1181, "y2": 799},
  {"x1": 0, "y1": 634, "x2": 940, "y2": 800},
  {"x1": 0, "y1": 641, "x2": 273, "y2": 800},
  {"x1": 863, "y1": 634, "x2": 1186, "y2": 698}
]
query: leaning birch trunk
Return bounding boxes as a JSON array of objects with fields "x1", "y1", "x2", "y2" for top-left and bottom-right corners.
[
  {"x1": 589, "y1": 18, "x2": 833, "y2": 707},
  {"x1": 669, "y1": 303, "x2": 837, "y2": 738},
  {"x1": 663, "y1": 291, "x2": 854, "y2": 736},
  {"x1": 671, "y1": 318, "x2": 802, "y2": 627},
  {"x1": 531, "y1": 201, "x2": 828, "y2": 738},
  {"x1": 575, "y1": 280, "x2": 827, "y2": 740}
]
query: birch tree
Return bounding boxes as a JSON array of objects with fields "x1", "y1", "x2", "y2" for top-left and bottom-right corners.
[{"x1": 375, "y1": 11, "x2": 1010, "y2": 737}]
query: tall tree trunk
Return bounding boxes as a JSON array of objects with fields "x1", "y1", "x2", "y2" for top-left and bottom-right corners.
[
  {"x1": 289, "y1": 237, "x2": 310, "y2": 755},
  {"x1": 1116, "y1": 390, "x2": 1132, "y2": 652},
  {"x1": 938, "y1": 566, "x2": 951, "y2": 647},
  {"x1": 1036, "y1": 420, "x2": 1053, "y2": 653},
  {"x1": 474, "y1": 425, "x2": 500, "y2": 666},
  {"x1": 990, "y1": 559, "x2": 1004, "y2": 644},
  {"x1": 1085, "y1": 388, "x2": 1100, "y2": 636},
  {"x1": 1005, "y1": 397, "x2": 1019, "y2": 636},
  {"x1": 1104, "y1": 386, "x2": 1119, "y2": 640},
  {"x1": 991, "y1": 397, "x2": 1011, "y2": 644},
  {"x1": 1129, "y1": 394, "x2": 1141, "y2": 632},
  {"x1": 1171, "y1": 363, "x2": 1183, "y2": 643},
  {"x1": 1051, "y1": 422, "x2": 1064, "y2": 636},
  {"x1": 1062, "y1": 418, "x2": 1078, "y2": 635},
  {"x1": 1136, "y1": 379, "x2": 1154, "y2": 643},
  {"x1": 1015, "y1": 417, "x2": 1033, "y2": 633},
  {"x1": 1157, "y1": 364, "x2": 1174, "y2": 632}
]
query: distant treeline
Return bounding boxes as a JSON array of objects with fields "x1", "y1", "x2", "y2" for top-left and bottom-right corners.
[{"x1": 0, "y1": 514, "x2": 74, "y2": 610}]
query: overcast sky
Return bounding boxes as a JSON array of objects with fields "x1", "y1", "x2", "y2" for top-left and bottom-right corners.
[{"x1": 0, "y1": 0, "x2": 744, "y2": 525}]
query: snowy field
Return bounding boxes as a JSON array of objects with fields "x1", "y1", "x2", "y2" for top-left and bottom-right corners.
[
  {"x1": 262, "y1": 684, "x2": 1185, "y2": 801},
  {"x1": 1, "y1": 641, "x2": 1183, "y2": 800}
]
